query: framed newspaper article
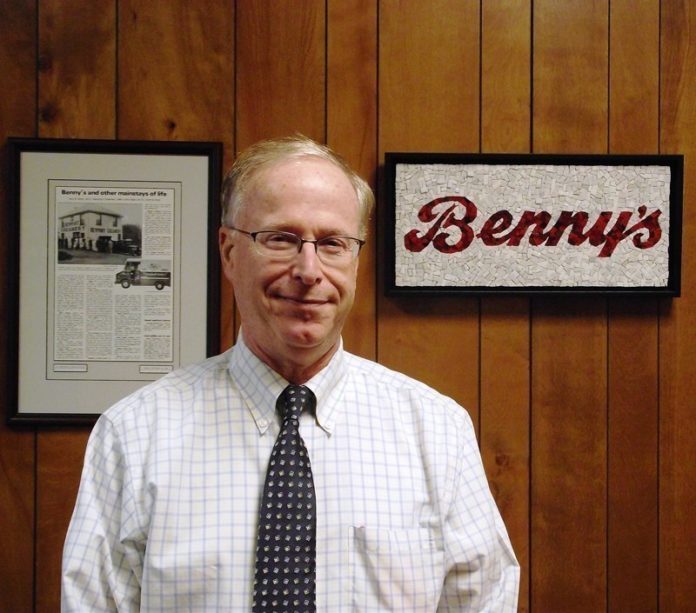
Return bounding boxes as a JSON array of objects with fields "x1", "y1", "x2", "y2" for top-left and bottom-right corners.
[
  {"x1": 385, "y1": 153, "x2": 683, "y2": 296},
  {"x1": 7, "y1": 138, "x2": 222, "y2": 424}
]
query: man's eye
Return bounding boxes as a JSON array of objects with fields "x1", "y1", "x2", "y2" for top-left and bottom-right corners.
[
  {"x1": 320, "y1": 237, "x2": 348, "y2": 250},
  {"x1": 265, "y1": 233, "x2": 296, "y2": 244}
]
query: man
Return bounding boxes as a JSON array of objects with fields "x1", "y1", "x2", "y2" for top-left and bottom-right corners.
[{"x1": 62, "y1": 135, "x2": 519, "y2": 611}]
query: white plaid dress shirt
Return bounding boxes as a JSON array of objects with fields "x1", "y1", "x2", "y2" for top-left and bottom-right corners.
[{"x1": 62, "y1": 334, "x2": 519, "y2": 611}]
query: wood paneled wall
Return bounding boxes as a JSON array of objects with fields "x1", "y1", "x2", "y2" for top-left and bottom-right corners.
[{"x1": 1, "y1": 1, "x2": 694, "y2": 611}]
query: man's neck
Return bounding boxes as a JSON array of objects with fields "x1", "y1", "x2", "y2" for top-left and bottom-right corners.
[{"x1": 243, "y1": 335, "x2": 339, "y2": 384}]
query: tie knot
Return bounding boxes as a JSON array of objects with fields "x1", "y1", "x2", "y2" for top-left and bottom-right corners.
[{"x1": 277, "y1": 385, "x2": 315, "y2": 422}]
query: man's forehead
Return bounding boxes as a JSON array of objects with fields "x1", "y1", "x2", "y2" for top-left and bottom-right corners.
[
  {"x1": 246, "y1": 157, "x2": 357, "y2": 204},
  {"x1": 253, "y1": 155, "x2": 349, "y2": 186},
  {"x1": 236, "y1": 155, "x2": 363, "y2": 234}
]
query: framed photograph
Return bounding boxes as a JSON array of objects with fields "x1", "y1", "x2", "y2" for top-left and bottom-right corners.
[
  {"x1": 385, "y1": 153, "x2": 683, "y2": 296},
  {"x1": 7, "y1": 138, "x2": 222, "y2": 424}
]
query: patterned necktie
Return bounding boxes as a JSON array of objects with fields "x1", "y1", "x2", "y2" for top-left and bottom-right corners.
[{"x1": 253, "y1": 385, "x2": 317, "y2": 612}]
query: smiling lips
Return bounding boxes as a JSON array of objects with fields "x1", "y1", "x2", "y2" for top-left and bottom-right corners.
[{"x1": 274, "y1": 293, "x2": 330, "y2": 306}]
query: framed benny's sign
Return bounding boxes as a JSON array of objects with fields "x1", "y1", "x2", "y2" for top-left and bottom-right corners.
[{"x1": 384, "y1": 153, "x2": 683, "y2": 296}]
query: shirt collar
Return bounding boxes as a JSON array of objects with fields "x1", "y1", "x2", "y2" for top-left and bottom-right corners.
[{"x1": 227, "y1": 330, "x2": 348, "y2": 436}]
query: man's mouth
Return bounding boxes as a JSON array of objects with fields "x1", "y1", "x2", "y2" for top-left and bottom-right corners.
[{"x1": 274, "y1": 294, "x2": 328, "y2": 306}]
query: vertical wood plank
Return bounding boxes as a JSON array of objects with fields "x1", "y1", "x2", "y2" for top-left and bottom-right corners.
[
  {"x1": 327, "y1": 0, "x2": 378, "y2": 361},
  {"x1": 607, "y1": 2, "x2": 660, "y2": 611},
  {"x1": 118, "y1": 0, "x2": 234, "y2": 143},
  {"x1": 0, "y1": 424, "x2": 34, "y2": 613},
  {"x1": 481, "y1": 0, "x2": 531, "y2": 154},
  {"x1": 607, "y1": 300, "x2": 658, "y2": 611},
  {"x1": 660, "y1": 1, "x2": 696, "y2": 609},
  {"x1": 609, "y1": 0, "x2": 659, "y2": 153},
  {"x1": 533, "y1": 1, "x2": 608, "y2": 154},
  {"x1": 379, "y1": 0, "x2": 479, "y2": 153},
  {"x1": 0, "y1": 418, "x2": 35, "y2": 611},
  {"x1": 38, "y1": 0, "x2": 116, "y2": 138},
  {"x1": 480, "y1": 297, "x2": 530, "y2": 612},
  {"x1": 532, "y1": 2, "x2": 609, "y2": 611},
  {"x1": 531, "y1": 299, "x2": 606, "y2": 613},
  {"x1": 118, "y1": 0, "x2": 235, "y2": 348},
  {"x1": 378, "y1": 0, "x2": 481, "y2": 419},
  {"x1": 236, "y1": 0, "x2": 325, "y2": 149},
  {"x1": 35, "y1": 2, "x2": 117, "y2": 610},
  {"x1": 0, "y1": 2, "x2": 36, "y2": 612},
  {"x1": 35, "y1": 429, "x2": 91, "y2": 612},
  {"x1": 480, "y1": 4, "x2": 531, "y2": 611},
  {"x1": 531, "y1": 301, "x2": 608, "y2": 613}
]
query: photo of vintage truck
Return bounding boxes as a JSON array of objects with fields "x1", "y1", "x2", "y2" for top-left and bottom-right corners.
[{"x1": 115, "y1": 258, "x2": 171, "y2": 290}]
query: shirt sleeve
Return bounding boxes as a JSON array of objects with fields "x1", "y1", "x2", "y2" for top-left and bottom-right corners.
[
  {"x1": 438, "y1": 410, "x2": 520, "y2": 612},
  {"x1": 61, "y1": 415, "x2": 145, "y2": 612}
]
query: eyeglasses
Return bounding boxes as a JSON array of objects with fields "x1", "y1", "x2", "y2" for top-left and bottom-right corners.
[{"x1": 227, "y1": 226, "x2": 365, "y2": 264}]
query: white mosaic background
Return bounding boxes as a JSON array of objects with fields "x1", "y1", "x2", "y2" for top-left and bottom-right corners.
[{"x1": 394, "y1": 163, "x2": 672, "y2": 288}]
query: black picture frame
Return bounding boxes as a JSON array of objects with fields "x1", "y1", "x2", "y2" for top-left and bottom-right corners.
[
  {"x1": 384, "y1": 152, "x2": 683, "y2": 296},
  {"x1": 6, "y1": 137, "x2": 222, "y2": 425}
]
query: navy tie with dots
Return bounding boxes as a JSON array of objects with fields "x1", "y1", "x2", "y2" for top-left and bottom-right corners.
[{"x1": 253, "y1": 385, "x2": 317, "y2": 612}]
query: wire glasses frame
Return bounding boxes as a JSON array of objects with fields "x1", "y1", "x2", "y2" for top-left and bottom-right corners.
[{"x1": 227, "y1": 226, "x2": 365, "y2": 264}]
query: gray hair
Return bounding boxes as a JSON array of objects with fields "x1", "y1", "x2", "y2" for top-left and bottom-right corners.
[{"x1": 221, "y1": 135, "x2": 374, "y2": 235}]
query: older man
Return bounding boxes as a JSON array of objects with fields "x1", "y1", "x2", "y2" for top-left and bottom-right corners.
[{"x1": 62, "y1": 136, "x2": 519, "y2": 612}]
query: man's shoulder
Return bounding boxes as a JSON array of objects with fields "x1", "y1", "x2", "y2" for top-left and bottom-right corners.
[
  {"x1": 102, "y1": 351, "x2": 232, "y2": 423},
  {"x1": 342, "y1": 351, "x2": 473, "y2": 427}
]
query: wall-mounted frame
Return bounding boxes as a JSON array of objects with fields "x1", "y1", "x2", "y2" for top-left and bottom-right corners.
[
  {"x1": 385, "y1": 153, "x2": 683, "y2": 296},
  {"x1": 7, "y1": 138, "x2": 222, "y2": 424}
]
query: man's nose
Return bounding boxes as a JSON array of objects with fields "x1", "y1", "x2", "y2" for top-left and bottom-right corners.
[{"x1": 291, "y1": 242, "x2": 323, "y2": 284}]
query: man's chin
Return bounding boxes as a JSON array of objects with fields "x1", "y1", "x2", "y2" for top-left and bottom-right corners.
[
  {"x1": 277, "y1": 318, "x2": 342, "y2": 352},
  {"x1": 282, "y1": 324, "x2": 331, "y2": 349}
]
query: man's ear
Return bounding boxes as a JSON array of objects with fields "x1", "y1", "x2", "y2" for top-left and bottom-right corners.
[{"x1": 219, "y1": 226, "x2": 236, "y2": 282}]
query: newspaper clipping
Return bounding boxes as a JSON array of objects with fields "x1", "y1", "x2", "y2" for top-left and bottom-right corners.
[{"x1": 48, "y1": 182, "x2": 180, "y2": 381}]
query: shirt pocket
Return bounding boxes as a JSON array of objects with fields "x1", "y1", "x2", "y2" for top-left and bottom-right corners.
[{"x1": 349, "y1": 526, "x2": 444, "y2": 612}]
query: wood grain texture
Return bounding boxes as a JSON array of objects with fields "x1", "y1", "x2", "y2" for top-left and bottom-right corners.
[
  {"x1": 38, "y1": 0, "x2": 116, "y2": 138},
  {"x1": 0, "y1": 1, "x2": 37, "y2": 611},
  {"x1": 533, "y1": 0, "x2": 608, "y2": 154},
  {"x1": 118, "y1": 0, "x2": 234, "y2": 142},
  {"x1": 532, "y1": 2, "x2": 609, "y2": 611},
  {"x1": 236, "y1": 0, "x2": 325, "y2": 148},
  {"x1": 660, "y1": 2, "x2": 696, "y2": 608},
  {"x1": 480, "y1": 2, "x2": 531, "y2": 610},
  {"x1": 531, "y1": 299, "x2": 608, "y2": 612},
  {"x1": 0, "y1": 0, "x2": 36, "y2": 138},
  {"x1": 378, "y1": 0, "x2": 481, "y2": 421},
  {"x1": 609, "y1": 0, "x2": 659, "y2": 153},
  {"x1": 607, "y1": 2, "x2": 660, "y2": 611},
  {"x1": 607, "y1": 299, "x2": 659, "y2": 613},
  {"x1": 35, "y1": 429, "x2": 90, "y2": 612},
  {"x1": 327, "y1": 0, "x2": 378, "y2": 361},
  {"x1": 0, "y1": 426, "x2": 35, "y2": 613},
  {"x1": 480, "y1": 298, "x2": 530, "y2": 612},
  {"x1": 481, "y1": 0, "x2": 531, "y2": 154},
  {"x1": 379, "y1": 0, "x2": 479, "y2": 153}
]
